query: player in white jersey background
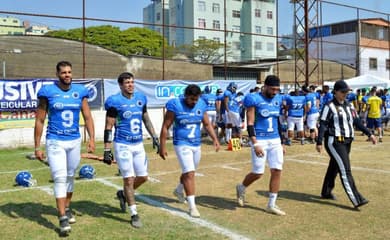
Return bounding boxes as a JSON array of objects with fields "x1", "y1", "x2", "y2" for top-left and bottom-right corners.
[
  {"x1": 159, "y1": 84, "x2": 220, "y2": 218},
  {"x1": 103, "y1": 72, "x2": 159, "y2": 228},
  {"x1": 34, "y1": 60, "x2": 95, "y2": 235}
]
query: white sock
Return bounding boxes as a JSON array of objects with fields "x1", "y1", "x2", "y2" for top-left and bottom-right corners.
[
  {"x1": 176, "y1": 183, "x2": 184, "y2": 193},
  {"x1": 187, "y1": 195, "x2": 196, "y2": 209},
  {"x1": 268, "y1": 192, "x2": 278, "y2": 207},
  {"x1": 129, "y1": 204, "x2": 137, "y2": 216}
]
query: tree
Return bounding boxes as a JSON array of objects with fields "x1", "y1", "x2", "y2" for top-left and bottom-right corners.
[
  {"x1": 179, "y1": 39, "x2": 225, "y2": 64},
  {"x1": 45, "y1": 25, "x2": 167, "y2": 57}
]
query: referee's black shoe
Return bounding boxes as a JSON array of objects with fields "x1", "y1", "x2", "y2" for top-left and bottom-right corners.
[
  {"x1": 355, "y1": 199, "x2": 369, "y2": 209},
  {"x1": 321, "y1": 193, "x2": 337, "y2": 200}
]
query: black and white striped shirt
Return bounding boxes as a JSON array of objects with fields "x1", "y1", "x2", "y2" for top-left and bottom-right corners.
[{"x1": 317, "y1": 98, "x2": 371, "y2": 145}]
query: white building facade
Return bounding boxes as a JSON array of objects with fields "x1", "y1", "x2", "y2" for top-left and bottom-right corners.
[
  {"x1": 309, "y1": 18, "x2": 390, "y2": 79},
  {"x1": 144, "y1": 0, "x2": 277, "y2": 63}
]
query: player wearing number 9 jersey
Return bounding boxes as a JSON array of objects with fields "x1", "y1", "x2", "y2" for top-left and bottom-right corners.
[
  {"x1": 235, "y1": 75, "x2": 287, "y2": 216},
  {"x1": 34, "y1": 61, "x2": 95, "y2": 234},
  {"x1": 159, "y1": 84, "x2": 220, "y2": 218}
]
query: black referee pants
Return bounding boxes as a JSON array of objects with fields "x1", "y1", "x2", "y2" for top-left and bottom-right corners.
[{"x1": 321, "y1": 136, "x2": 367, "y2": 207}]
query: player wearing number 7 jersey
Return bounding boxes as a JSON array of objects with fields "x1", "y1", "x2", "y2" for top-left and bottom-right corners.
[
  {"x1": 235, "y1": 75, "x2": 287, "y2": 216},
  {"x1": 159, "y1": 84, "x2": 220, "y2": 218},
  {"x1": 34, "y1": 61, "x2": 95, "y2": 235}
]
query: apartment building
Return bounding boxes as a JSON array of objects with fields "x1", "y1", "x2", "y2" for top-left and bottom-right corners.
[{"x1": 144, "y1": 0, "x2": 277, "y2": 63}]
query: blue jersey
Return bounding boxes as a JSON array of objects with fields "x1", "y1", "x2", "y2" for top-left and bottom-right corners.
[
  {"x1": 305, "y1": 92, "x2": 319, "y2": 115},
  {"x1": 38, "y1": 83, "x2": 88, "y2": 140},
  {"x1": 229, "y1": 94, "x2": 244, "y2": 113},
  {"x1": 320, "y1": 92, "x2": 333, "y2": 110},
  {"x1": 216, "y1": 94, "x2": 225, "y2": 114},
  {"x1": 104, "y1": 92, "x2": 147, "y2": 144},
  {"x1": 381, "y1": 94, "x2": 390, "y2": 109},
  {"x1": 347, "y1": 92, "x2": 357, "y2": 102},
  {"x1": 244, "y1": 93, "x2": 282, "y2": 140},
  {"x1": 201, "y1": 93, "x2": 217, "y2": 111},
  {"x1": 166, "y1": 97, "x2": 207, "y2": 147},
  {"x1": 223, "y1": 89, "x2": 237, "y2": 112},
  {"x1": 285, "y1": 95, "x2": 306, "y2": 117}
]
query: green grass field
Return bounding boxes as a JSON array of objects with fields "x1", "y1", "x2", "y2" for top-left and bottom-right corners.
[{"x1": 0, "y1": 135, "x2": 389, "y2": 240}]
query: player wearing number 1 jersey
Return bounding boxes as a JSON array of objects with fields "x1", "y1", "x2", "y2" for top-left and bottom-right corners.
[
  {"x1": 235, "y1": 75, "x2": 287, "y2": 216},
  {"x1": 159, "y1": 84, "x2": 220, "y2": 218},
  {"x1": 34, "y1": 61, "x2": 95, "y2": 235}
]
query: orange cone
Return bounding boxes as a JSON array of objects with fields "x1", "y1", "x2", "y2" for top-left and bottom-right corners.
[{"x1": 227, "y1": 139, "x2": 233, "y2": 151}]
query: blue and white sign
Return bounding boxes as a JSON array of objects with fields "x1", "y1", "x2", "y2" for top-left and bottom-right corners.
[{"x1": 103, "y1": 79, "x2": 257, "y2": 108}]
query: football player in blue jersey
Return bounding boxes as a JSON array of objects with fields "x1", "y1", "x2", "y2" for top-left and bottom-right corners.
[
  {"x1": 201, "y1": 86, "x2": 218, "y2": 137},
  {"x1": 285, "y1": 89, "x2": 307, "y2": 145},
  {"x1": 223, "y1": 82, "x2": 238, "y2": 144},
  {"x1": 34, "y1": 61, "x2": 96, "y2": 235},
  {"x1": 159, "y1": 84, "x2": 220, "y2": 218},
  {"x1": 103, "y1": 72, "x2": 159, "y2": 228},
  {"x1": 303, "y1": 85, "x2": 320, "y2": 144},
  {"x1": 235, "y1": 75, "x2": 287, "y2": 216}
]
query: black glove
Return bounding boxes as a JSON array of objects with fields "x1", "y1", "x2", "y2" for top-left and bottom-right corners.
[
  {"x1": 152, "y1": 136, "x2": 160, "y2": 153},
  {"x1": 103, "y1": 149, "x2": 113, "y2": 165}
]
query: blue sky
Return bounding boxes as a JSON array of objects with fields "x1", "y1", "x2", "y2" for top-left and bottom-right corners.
[{"x1": 0, "y1": 0, "x2": 389, "y2": 35}]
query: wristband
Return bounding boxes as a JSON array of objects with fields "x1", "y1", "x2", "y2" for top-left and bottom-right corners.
[{"x1": 247, "y1": 125, "x2": 256, "y2": 137}]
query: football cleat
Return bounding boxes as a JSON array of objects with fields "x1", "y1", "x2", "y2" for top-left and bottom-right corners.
[
  {"x1": 189, "y1": 207, "x2": 200, "y2": 218},
  {"x1": 173, "y1": 189, "x2": 187, "y2": 203},
  {"x1": 59, "y1": 215, "x2": 71, "y2": 235},
  {"x1": 130, "y1": 214, "x2": 142, "y2": 228},
  {"x1": 266, "y1": 205, "x2": 286, "y2": 216},
  {"x1": 236, "y1": 184, "x2": 245, "y2": 207},
  {"x1": 116, "y1": 190, "x2": 127, "y2": 212},
  {"x1": 65, "y1": 208, "x2": 76, "y2": 224}
]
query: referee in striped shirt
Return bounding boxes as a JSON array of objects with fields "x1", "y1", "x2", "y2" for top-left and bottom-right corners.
[{"x1": 316, "y1": 80, "x2": 377, "y2": 209}]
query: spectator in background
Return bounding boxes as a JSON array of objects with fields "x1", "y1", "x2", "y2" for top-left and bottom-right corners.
[{"x1": 366, "y1": 88, "x2": 383, "y2": 142}]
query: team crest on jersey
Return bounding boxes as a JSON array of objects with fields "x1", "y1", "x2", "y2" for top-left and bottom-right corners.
[
  {"x1": 53, "y1": 103, "x2": 64, "y2": 109},
  {"x1": 136, "y1": 100, "x2": 143, "y2": 107},
  {"x1": 72, "y1": 92, "x2": 79, "y2": 99},
  {"x1": 273, "y1": 100, "x2": 280, "y2": 106},
  {"x1": 260, "y1": 109, "x2": 270, "y2": 117},
  {"x1": 123, "y1": 111, "x2": 133, "y2": 118},
  {"x1": 196, "y1": 109, "x2": 202, "y2": 116}
]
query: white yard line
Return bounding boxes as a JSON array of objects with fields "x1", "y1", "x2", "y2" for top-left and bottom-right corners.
[{"x1": 95, "y1": 178, "x2": 252, "y2": 240}]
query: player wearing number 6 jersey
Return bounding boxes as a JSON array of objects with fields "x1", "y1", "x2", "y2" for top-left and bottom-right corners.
[
  {"x1": 103, "y1": 72, "x2": 159, "y2": 228},
  {"x1": 235, "y1": 75, "x2": 287, "y2": 216},
  {"x1": 34, "y1": 61, "x2": 95, "y2": 235},
  {"x1": 159, "y1": 84, "x2": 220, "y2": 218}
]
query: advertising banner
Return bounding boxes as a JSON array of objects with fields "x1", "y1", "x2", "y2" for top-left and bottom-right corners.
[{"x1": 103, "y1": 79, "x2": 257, "y2": 108}]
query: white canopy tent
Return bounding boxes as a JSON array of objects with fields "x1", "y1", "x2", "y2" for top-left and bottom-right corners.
[{"x1": 324, "y1": 74, "x2": 390, "y2": 90}]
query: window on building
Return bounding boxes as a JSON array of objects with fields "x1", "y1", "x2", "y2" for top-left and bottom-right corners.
[
  {"x1": 198, "y1": 36, "x2": 206, "y2": 40},
  {"x1": 267, "y1": 27, "x2": 273, "y2": 35},
  {"x1": 378, "y1": 28, "x2": 385, "y2": 40},
  {"x1": 255, "y1": 26, "x2": 261, "y2": 34},
  {"x1": 232, "y1": 10, "x2": 241, "y2": 18},
  {"x1": 267, "y1": 42, "x2": 274, "y2": 51},
  {"x1": 386, "y1": 59, "x2": 390, "y2": 70},
  {"x1": 369, "y1": 58, "x2": 377, "y2": 70},
  {"x1": 255, "y1": 9, "x2": 261, "y2": 18},
  {"x1": 232, "y1": 25, "x2": 240, "y2": 32},
  {"x1": 212, "y1": 3, "x2": 220, "y2": 13},
  {"x1": 233, "y1": 41, "x2": 240, "y2": 50},
  {"x1": 255, "y1": 41, "x2": 262, "y2": 50},
  {"x1": 198, "y1": 18, "x2": 206, "y2": 28},
  {"x1": 198, "y1": 1, "x2": 206, "y2": 12},
  {"x1": 267, "y1": 11, "x2": 273, "y2": 19},
  {"x1": 213, "y1": 20, "x2": 220, "y2": 30},
  {"x1": 156, "y1": 12, "x2": 161, "y2": 21}
]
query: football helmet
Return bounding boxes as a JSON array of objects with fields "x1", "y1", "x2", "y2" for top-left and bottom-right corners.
[
  {"x1": 79, "y1": 165, "x2": 96, "y2": 179},
  {"x1": 227, "y1": 82, "x2": 238, "y2": 93},
  {"x1": 203, "y1": 86, "x2": 211, "y2": 94},
  {"x1": 15, "y1": 171, "x2": 37, "y2": 187}
]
